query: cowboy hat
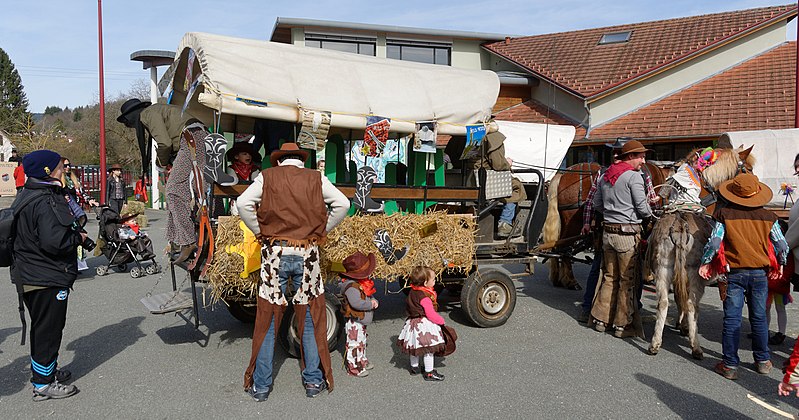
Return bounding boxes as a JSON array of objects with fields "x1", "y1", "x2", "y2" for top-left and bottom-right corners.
[
  {"x1": 109, "y1": 163, "x2": 123, "y2": 171},
  {"x1": 619, "y1": 140, "x2": 652, "y2": 156},
  {"x1": 226, "y1": 141, "x2": 261, "y2": 163},
  {"x1": 718, "y1": 173, "x2": 773, "y2": 208},
  {"x1": 270, "y1": 142, "x2": 309, "y2": 167},
  {"x1": 340, "y1": 251, "x2": 376, "y2": 280},
  {"x1": 117, "y1": 98, "x2": 151, "y2": 124},
  {"x1": 605, "y1": 137, "x2": 631, "y2": 149}
]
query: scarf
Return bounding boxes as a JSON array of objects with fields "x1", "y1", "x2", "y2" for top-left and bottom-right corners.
[
  {"x1": 603, "y1": 161, "x2": 634, "y2": 186},
  {"x1": 357, "y1": 279, "x2": 376, "y2": 297},
  {"x1": 411, "y1": 285, "x2": 438, "y2": 309},
  {"x1": 231, "y1": 161, "x2": 257, "y2": 181}
]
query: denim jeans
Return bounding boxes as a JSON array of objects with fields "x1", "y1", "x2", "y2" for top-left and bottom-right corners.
[
  {"x1": 500, "y1": 202, "x2": 517, "y2": 225},
  {"x1": 253, "y1": 254, "x2": 323, "y2": 391},
  {"x1": 722, "y1": 269, "x2": 769, "y2": 368},
  {"x1": 582, "y1": 251, "x2": 603, "y2": 311}
]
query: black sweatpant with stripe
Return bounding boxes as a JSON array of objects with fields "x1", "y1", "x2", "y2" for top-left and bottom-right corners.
[{"x1": 23, "y1": 287, "x2": 69, "y2": 385}]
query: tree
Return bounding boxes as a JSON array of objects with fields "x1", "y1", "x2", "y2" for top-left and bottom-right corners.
[
  {"x1": 0, "y1": 48, "x2": 29, "y2": 132},
  {"x1": 44, "y1": 105, "x2": 63, "y2": 116}
]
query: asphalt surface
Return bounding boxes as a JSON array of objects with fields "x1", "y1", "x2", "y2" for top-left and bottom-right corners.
[{"x1": 0, "y1": 203, "x2": 798, "y2": 418}]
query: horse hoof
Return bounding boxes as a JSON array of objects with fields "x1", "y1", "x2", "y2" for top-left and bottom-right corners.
[
  {"x1": 679, "y1": 329, "x2": 689, "y2": 337},
  {"x1": 692, "y1": 350, "x2": 704, "y2": 360},
  {"x1": 648, "y1": 346, "x2": 659, "y2": 355}
]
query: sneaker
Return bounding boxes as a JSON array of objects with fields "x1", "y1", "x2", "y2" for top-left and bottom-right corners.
[
  {"x1": 755, "y1": 360, "x2": 773, "y2": 375},
  {"x1": 364, "y1": 361, "x2": 375, "y2": 370},
  {"x1": 497, "y1": 222, "x2": 513, "y2": 238},
  {"x1": 32, "y1": 382, "x2": 78, "y2": 401},
  {"x1": 769, "y1": 332, "x2": 786, "y2": 345},
  {"x1": 408, "y1": 365, "x2": 421, "y2": 375},
  {"x1": 422, "y1": 369, "x2": 445, "y2": 382},
  {"x1": 247, "y1": 386, "x2": 271, "y2": 402},
  {"x1": 305, "y1": 381, "x2": 328, "y2": 398},
  {"x1": 714, "y1": 362, "x2": 739, "y2": 380},
  {"x1": 55, "y1": 368, "x2": 72, "y2": 383},
  {"x1": 351, "y1": 369, "x2": 369, "y2": 378}
]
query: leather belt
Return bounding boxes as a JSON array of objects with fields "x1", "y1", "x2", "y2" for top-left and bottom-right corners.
[{"x1": 602, "y1": 223, "x2": 642, "y2": 235}]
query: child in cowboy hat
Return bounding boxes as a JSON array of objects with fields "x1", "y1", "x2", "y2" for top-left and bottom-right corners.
[
  {"x1": 339, "y1": 251, "x2": 379, "y2": 377},
  {"x1": 699, "y1": 173, "x2": 788, "y2": 380}
]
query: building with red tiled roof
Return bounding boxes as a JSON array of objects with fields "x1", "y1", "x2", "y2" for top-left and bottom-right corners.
[{"x1": 484, "y1": 4, "x2": 798, "y2": 164}]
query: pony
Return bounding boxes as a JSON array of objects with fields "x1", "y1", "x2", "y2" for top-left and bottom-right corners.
[
  {"x1": 543, "y1": 161, "x2": 672, "y2": 290},
  {"x1": 647, "y1": 145, "x2": 754, "y2": 360}
]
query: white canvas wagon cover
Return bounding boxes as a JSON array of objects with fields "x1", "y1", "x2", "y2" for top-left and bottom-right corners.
[{"x1": 171, "y1": 32, "x2": 500, "y2": 136}]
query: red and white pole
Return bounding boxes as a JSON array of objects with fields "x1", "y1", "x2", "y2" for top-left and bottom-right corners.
[
  {"x1": 795, "y1": 1, "x2": 799, "y2": 128},
  {"x1": 98, "y1": 0, "x2": 107, "y2": 204}
]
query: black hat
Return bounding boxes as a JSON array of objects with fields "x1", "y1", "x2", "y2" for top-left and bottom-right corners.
[
  {"x1": 226, "y1": 141, "x2": 261, "y2": 163},
  {"x1": 117, "y1": 98, "x2": 151, "y2": 124}
]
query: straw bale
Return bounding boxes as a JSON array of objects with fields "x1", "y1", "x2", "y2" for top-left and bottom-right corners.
[
  {"x1": 123, "y1": 200, "x2": 146, "y2": 215},
  {"x1": 206, "y1": 216, "x2": 259, "y2": 304},
  {"x1": 321, "y1": 211, "x2": 476, "y2": 280}
]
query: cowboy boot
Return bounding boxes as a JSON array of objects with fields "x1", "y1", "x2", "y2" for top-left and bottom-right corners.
[
  {"x1": 373, "y1": 229, "x2": 409, "y2": 265},
  {"x1": 354, "y1": 166, "x2": 383, "y2": 213},
  {"x1": 173, "y1": 243, "x2": 197, "y2": 264},
  {"x1": 203, "y1": 133, "x2": 237, "y2": 186}
]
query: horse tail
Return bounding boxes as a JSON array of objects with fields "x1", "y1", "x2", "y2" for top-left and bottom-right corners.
[
  {"x1": 672, "y1": 213, "x2": 691, "y2": 309},
  {"x1": 543, "y1": 173, "x2": 562, "y2": 244}
]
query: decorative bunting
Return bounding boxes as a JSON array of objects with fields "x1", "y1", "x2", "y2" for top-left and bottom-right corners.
[
  {"x1": 363, "y1": 116, "x2": 390, "y2": 157},
  {"x1": 461, "y1": 124, "x2": 487, "y2": 160},
  {"x1": 184, "y1": 49, "x2": 196, "y2": 92},
  {"x1": 297, "y1": 109, "x2": 331, "y2": 151},
  {"x1": 413, "y1": 121, "x2": 437, "y2": 154}
]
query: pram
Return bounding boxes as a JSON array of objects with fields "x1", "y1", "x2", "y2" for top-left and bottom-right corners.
[{"x1": 94, "y1": 205, "x2": 160, "y2": 278}]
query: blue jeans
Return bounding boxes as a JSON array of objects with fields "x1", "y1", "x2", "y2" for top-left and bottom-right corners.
[
  {"x1": 253, "y1": 255, "x2": 323, "y2": 391},
  {"x1": 582, "y1": 250, "x2": 602, "y2": 311},
  {"x1": 722, "y1": 269, "x2": 769, "y2": 368},
  {"x1": 500, "y1": 202, "x2": 517, "y2": 225}
]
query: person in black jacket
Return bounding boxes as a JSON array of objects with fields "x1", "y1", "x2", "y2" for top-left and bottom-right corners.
[
  {"x1": 12, "y1": 150, "x2": 87, "y2": 401},
  {"x1": 106, "y1": 164, "x2": 126, "y2": 215}
]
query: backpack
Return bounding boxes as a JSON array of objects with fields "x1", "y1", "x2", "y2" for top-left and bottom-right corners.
[{"x1": 0, "y1": 190, "x2": 47, "y2": 267}]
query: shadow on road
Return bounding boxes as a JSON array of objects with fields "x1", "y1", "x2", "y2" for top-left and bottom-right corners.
[
  {"x1": 0, "y1": 326, "x2": 22, "y2": 351},
  {"x1": 65, "y1": 316, "x2": 146, "y2": 381},
  {"x1": 636, "y1": 373, "x2": 749, "y2": 418}
]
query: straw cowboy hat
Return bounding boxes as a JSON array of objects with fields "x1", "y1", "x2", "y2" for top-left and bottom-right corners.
[
  {"x1": 718, "y1": 173, "x2": 773, "y2": 208},
  {"x1": 618, "y1": 140, "x2": 652, "y2": 156},
  {"x1": 226, "y1": 141, "x2": 261, "y2": 163},
  {"x1": 269, "y1": 142, "x2": 309, "y2": 167},
  {"x1": 116, "y1": 98, "x2": 151, "y2": 124},
  {"x1": 340, "y1": 251, "x2": 376, "y2": 280}
]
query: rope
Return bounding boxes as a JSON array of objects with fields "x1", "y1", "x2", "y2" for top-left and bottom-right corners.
[{"x1": 512, "y1": 161, "x2": 596, "y2": 174}]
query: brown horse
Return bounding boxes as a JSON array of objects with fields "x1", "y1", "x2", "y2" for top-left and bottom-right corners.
[
  {"x1": 647, "y1": 146, "x2": 754, "y2": 360},
  {"x1": 543, "y1": 161, "x2": 672, "y2": 289}
]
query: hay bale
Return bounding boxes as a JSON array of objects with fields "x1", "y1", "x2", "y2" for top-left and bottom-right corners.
[
  {"x1": 207, "y1": 216, "x2": 259, "y2": 304},
  {"x1": 135, "y1": 214, "x2": 148, "y2": 228},
  {"x1": 123, "y1": 200, "x2": 145, "y2": 216},
  {"x1": 321, "y1": 212, "x2": 476, "y2": 280}
]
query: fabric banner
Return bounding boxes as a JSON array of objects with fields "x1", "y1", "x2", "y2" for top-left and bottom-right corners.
[
  {"x1": 350, "y1": 137, "x2": 408, "y2": 183},
  {"x1": 413, "y1": 121, "x2": 437, "y2": 154},
  {"x1": 184, "y1": 49, "x2": 196, "y2": 92},
  {"x1": 297, "y1": 109, "x2": 331, "y2": 152},
  {"x1": 363, "y1": 116, "x2": 390, "y2": 157},
  {"x1": 461, "y1": 124, "x2": 487, "y2": 160},
  {"x1": 182, "y1": 75, "x2": 201, "y2": 115},
  {"x1": 494, "y1": 120, "x2": 575, "y2": 183}
]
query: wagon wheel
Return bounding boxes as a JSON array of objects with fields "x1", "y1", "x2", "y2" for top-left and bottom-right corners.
[
  {"x1": 224, "y1": 299, "x2": 256, "y2": 323},
  {"x1": 460, "y1": 267, "x2": 516, "y2": 328},
  {"x1": 279, "y1": 292, "x2": 343, "y2": 358}
]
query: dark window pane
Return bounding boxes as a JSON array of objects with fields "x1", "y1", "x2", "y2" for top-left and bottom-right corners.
[
  {"x1": 321, "y1": 40, "x2": 359, "y2": 54},
  {"x1": 434, "y1": 48, "x2": 450, "y2": 65},
  {"x1": 400, "y1": 46, "x2": 434, "y2": 64},
  {"x1": 305, "y1": 39, "x2": 321, "y2": 48},
  {"x1": 387, "y1": 45, "x2": 401, "y2": 60},
  {"x1": 359, "y1": 43, "x2": 375, "y2": 56}
]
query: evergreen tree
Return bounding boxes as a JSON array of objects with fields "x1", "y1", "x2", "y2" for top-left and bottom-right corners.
[{"x1": 0, "y1": 48, "x2": 29, "y2": 132}]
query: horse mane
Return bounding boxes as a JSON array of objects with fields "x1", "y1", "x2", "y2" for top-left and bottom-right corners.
[{"x1": 700, "y1": 146, "x2": 756, "y2": 190}]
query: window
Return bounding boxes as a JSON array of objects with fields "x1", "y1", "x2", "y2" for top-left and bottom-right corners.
[
  {"x1": 386, "y1": 39, "x2": 451, "y2": 65},
  {"x1": 598, "y1": 31, "x2": 632, "y2": 45},
  {"x1": 305, "y1": 33, "x2": 376, "y2": 56}
]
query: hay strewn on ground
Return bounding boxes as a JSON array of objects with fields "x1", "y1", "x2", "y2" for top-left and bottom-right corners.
[{"x1": 206, "y1": 212, "x2": 477, "y2": 304}]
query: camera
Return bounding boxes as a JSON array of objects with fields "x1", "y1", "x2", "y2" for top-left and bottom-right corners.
[{"x1": 81, "y1": 234, "x2": 96, "y2": 252}]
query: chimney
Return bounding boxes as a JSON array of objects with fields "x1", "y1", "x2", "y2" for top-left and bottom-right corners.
[{"x1": 505, "y1": 36, "x2": 511, "y2": 45}]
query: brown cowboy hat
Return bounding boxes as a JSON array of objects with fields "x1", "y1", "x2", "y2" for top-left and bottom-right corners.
[
  {"x1": 226, "y1": 141, "x2": 261, "y2": 163},
  {"x1": 269, "y1": 142, "x2": 309, "y2": 167},
  {"x1": 718, "y1": 173, "x2": 773, "y2": 207},
  {"x1": 340, "y1": 251, "x2": 376, "y2": 280},
  {"x1": 109, "y1": 164, "x2": 123, "y2": 171},
  {"x1": 435, "y1": 325, "x2": 458, "y2": 357},
  {"x1": 619, "y1": 140, "x2": 652, "y2": 156}
]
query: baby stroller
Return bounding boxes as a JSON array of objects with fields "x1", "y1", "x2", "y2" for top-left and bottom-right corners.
[{"x1": 94, "y1": 205, "x2": 160, "y2": 278}]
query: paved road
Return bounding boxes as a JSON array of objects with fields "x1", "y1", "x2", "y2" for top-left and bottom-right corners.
[{"x1": 0, "y1": 206, "x2": 798, "y2": 418}]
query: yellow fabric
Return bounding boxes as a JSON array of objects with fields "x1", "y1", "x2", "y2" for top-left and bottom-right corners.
[{"x1": 225, "y1": 221, "x2": 261, "y2": 278}]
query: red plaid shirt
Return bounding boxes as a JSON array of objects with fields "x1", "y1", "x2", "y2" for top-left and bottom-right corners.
[{"x1": 583, "y1": 168, "x2": 658, "y2": 227}]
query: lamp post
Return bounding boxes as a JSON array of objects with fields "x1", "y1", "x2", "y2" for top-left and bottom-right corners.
[{"x1": 98, "y1": 0, "x2": 107, "y2": 203}]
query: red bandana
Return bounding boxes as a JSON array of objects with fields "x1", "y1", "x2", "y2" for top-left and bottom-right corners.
[
  {"x1": 603, "y1": 161, "x2": 634, "y2": 186},
  {"x1": 411, "y1": 285, "x2": 438, "y2": 308},
  {"x1": 231, "y1": 161, "x2": 257, "y2": 181},
  {"x1": 357, "y1": 279, "x2": 376, "y2": 296}
]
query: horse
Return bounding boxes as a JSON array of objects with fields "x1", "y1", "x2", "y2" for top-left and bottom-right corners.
[
  {"x1": 647, "y1": 145, "x2": 755, "y2": 360},
  {"x1": 543, "y1": 161, "x2": 673, "y2": 290}
]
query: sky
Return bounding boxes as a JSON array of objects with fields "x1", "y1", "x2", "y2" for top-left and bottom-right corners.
[{"x1": 1, "y1": 0, "x2": 796, "y2": 112}]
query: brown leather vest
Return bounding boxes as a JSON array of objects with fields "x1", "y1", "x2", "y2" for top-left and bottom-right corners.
[
  {"x1": 256, "y1": 165, "x2": 328, "y2": 246},
  {"x1": 406, "y1": 289, "x2": 437, "y2": 318},
  {"x1": 340, "y1": 282, "x2": 366, "y2": 320}
]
